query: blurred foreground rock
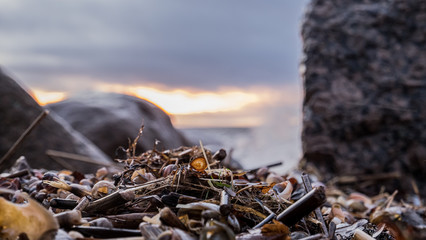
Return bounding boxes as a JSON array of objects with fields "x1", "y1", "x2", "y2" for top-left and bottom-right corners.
[
  {"x1": 0, "y1": 68, "x2": 112, "y2": 172},
  {"x1": 301, "y1": 0, "x2": 426, "y2": 196},
  {"x1": 48, "y1": 93, "x2": 190, "y2": 159}
]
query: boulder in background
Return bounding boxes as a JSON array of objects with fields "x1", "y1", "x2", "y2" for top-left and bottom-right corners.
[
  {"x1": 47, "y1": 92, "x2": 191, "y2": 159},
  {"x1": 301, "y1": 0, "x2": 426, "y2": 197},
  {"x1": 0, "y1": 68, "x2": 112, "y2": 173}
]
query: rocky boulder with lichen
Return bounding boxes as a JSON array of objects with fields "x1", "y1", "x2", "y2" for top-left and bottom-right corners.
[{"x1": 300, "y1": 0, "x2": 426, "y2": 196}]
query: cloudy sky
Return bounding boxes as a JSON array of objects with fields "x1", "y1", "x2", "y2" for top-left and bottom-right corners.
[{"x1": 0, "y1": 0, "x2": 309, "y2": 128}]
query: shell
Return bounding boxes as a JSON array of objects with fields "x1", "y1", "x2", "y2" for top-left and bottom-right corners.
[
  {"x1": 256, "y1": 167, "x2": 269, "y2": 180},
  {"x1": 96, "y1": 167, "x2": 109, "y2": 179},
  {"x1": 330, "y1": 203, "x2": 346, "y2": 223},
  {"x1": 273, "y1": 181, "x2": 294, "y2": 201},
  {"x1": 0, "y1": 190, "x2": 59, "y2": 240},
  {"x1": 190, "y1": 157, "x2": 208, "y2": 171},
  {"x1": 131, "y1": 169, "x2": 156, "y2": 184},
  {"x1": 91, "y1": 180, "x2": 116, "y2": 199},
  {"x1": 160, "y1": 164, "x2": 177, "y2": 177},
  {"x1": 266, "y1": 173, "x2": 285, "y2": 184}
]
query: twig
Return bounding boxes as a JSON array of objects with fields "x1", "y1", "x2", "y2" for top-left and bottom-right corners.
[
  {"x1": 50, "y1": 198, "x2": 78, "y2": 209},
  {"x1": 85, "y1": 190, "x2": 135, "y2": 213},
  {"x1": 302, "y1": 173, "x2": 328, "y2": 237},
  {"x1": 159, "y1": 207, "x2": 187, "y2": 230},
  {"x1": 74, "y1": 196, "x2": 90, "y2": 212},
  {"x1": 49, "y1": 155, "x2": 75, "y2": 170},
  {"x1": 220, "y1": 189, "x2": 232, "y2": 216},
  {"x1": 385, "y1": 190, "x2": 398, "y2": 209},
  {"x1": 277, "y1": 187, "x2": 326, "y2": 226},
  {"x1": 55, "y1": 210, "x2": 82, "y2": 228},
  {"x1": 199, "y1": 140, "x2": 211, "y2": 172},
  {"x1": 0, "y1": 109, "x2": 49, "y2": 166},
  {"x1": 4, "y1": 169, "x2": 30, "y2": 178},
  {"x1": 131, "y1": 124, "x2": 144, "y2": 157},
  {"x1": 328, "y1": 221, "x2": 337, "y2": 240},
  {"x1": 84, "y1": 178, "x2": 171, "y2": 213},
  {"x1": 106, "y1": 213, "x2": 155, "y2": 229},
  {"x1": 246, "y1": 161, "x2": 283, "y2": 172},
  {"x1": 410, "y1": 179, "x2": 422, "y2": 207},
  {"x1": 298, "y1": 233, "x2": 324, "y2": 240},
  {"x1": 353, "y1": 229, "x2": 375, "y2": 240},
  {"x1": 252, "y1": 198, "x2": 276, "y2": 229},
  {"x1": 70, "y1": 226, "x2": 141, "y2": 238},
  {"x1": 331, "y1": 171, "x2": 401, "y2": 184},
  {"x1": 46, "y1": 149, "x2": 119, "y2": 168}
]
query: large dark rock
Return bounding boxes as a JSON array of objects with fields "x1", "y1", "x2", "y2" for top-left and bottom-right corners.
[
  {"x1": 0, "y1": 68, "x2": 112, "y2": 173},
  {"x1": 47, "y1": 93, "x2": 191, "y2": 158},
  {"x1": 301, "y1": 0, "x2": 426, "y2": 196}
]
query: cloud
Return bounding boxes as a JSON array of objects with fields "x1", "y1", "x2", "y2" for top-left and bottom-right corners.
[{"x1": 0, "y1": 0, "x2": 308, "y2": 92}]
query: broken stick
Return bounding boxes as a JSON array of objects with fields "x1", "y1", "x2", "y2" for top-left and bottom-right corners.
[{"x1": 277, "y1": 187, "x2": 326, "y2": 226}]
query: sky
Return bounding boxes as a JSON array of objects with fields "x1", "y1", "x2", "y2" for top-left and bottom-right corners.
[{"x1": 0, "y1": 0, "x2": 309, "y2": 129}]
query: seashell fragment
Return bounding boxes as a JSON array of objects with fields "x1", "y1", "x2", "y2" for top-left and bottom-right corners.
[
  {"x1": 91, "y1": 180, "x2": 116, "y2": 199},
  {"x1": 131, "y1": 169, "x2": 156, "y2": 184},
  {"x1": 0, "y1": 189, "x2": 59, "y2": 240},
  {"x1": 190, "y1": 157, "x2": 208, "y2": 171}
]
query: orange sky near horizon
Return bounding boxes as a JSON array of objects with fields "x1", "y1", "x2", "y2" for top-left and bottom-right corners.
[{"x1": 31, "y1": 83, "x2": 301, "y2": 128}]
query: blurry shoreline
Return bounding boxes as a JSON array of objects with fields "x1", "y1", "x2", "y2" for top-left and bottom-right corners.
[{"x1": 179, "y1": 126, "x2": 300, "y2": 174}]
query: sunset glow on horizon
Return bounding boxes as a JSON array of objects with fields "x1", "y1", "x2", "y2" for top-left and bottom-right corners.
[
  {"x1": 31, "y1": 89, "x2": 67, "y2": 105},
  {"x1": 131, "y1": 87, "x2": 260, "y2": 115},
  {"x1": 93, "y1": 83, "x2": 268, "y2": 115},
  {"x1": 32, "y1": 84, "x2": 266, "y2": 114},
  {"x1": 31, "y1": 82, "x2": 299, "y2": 128}
]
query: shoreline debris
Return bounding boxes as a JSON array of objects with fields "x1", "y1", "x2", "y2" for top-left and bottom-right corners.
[{"x1": 0, "y1": 140, "x2": 425, "y2": 239}]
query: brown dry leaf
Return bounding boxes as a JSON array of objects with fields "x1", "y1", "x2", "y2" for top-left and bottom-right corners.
[
  {"x1": 0, "y1": 193, "x2": 59, "y2": 240},
  {"x1": 261, "y1": 220, "x2": 290, "y2": 237}
]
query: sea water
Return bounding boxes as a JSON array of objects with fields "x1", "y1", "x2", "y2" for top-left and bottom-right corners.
[{"x1": 179, "y1": 126, "x2": 301, "y2": 175}]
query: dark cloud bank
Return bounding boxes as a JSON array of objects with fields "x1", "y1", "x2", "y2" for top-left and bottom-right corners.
[{"x1": 0, "y1": 0, "x2": 308, "y2": 92}]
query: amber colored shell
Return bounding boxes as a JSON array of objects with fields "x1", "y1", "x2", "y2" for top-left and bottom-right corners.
[{"x1": 190, "y1": 157, "x2": 208, "y2": 171}]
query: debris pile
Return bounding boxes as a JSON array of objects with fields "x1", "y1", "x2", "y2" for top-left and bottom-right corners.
[{"x1": 0, "y1": 140, "x2": 425, "y2": 239}]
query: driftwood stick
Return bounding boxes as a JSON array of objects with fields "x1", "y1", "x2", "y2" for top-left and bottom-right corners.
[
  {"x1": 0, "y1": 110, "x2": 49, "y2": 166},
  {"x1": 71, "y1": 226, "x2": 141, "y2": 238},
  {"x1": 4, "y1": 169, "x2": 30, "y2": 178},
  {"x1": 277, "y1": 187, "x2": 326, "y2": 226},
  {"x1": 302, "y1": 173, "x2": 328, "y2": 237},
  {"x1": 55, "y1": 210, "x2": 82, "y2": 228},
  {"x1": 85, "y1": 190, "x2": 135, "y2": 213},
  {"x1": 219, "y1": 189, "x2": 233, "y2": 216},
  {"x1": 161, "y1": 192, "x2": 201, "y2": 207},
  {"x1": 140, "y1": 222, "x2": 163, "y2": 239},
  {"x1": 159, "y1": 207, "x2": 187, "y2": 230},
  {"x1": 106, "y1": 213, "x2": 156, "y2": 229},
  {"x1": 46, "y1": 149, "x2": 118, "y2": 168},
  {"x1": 50, "y1": 198, "x2": 78, "y2": 209},
  {"x1": 49, "y1": 155, "x2": 75, "y2": 171},
  {"x1": 253, "y1": 213, "x2": 276, "y2": 229},
  {"x1": 353, "y1": 229, "x2": 375, "y2": 240},
  {"x1": 73, "y1": 196, "x2": 90, "y2": 212},
  {"x1": 332, "y1": 171, "x2": 401, "y2": 184},
  {"x1": 252, "y1": 198, "x2": 276, "y2": 229},
  {"x1": 298, "y1": 233, "x2": 324, "y2": 240},
  {"x1": 328, "y1": 221, "x2": 337, "y2": 240},
  {"x1": 247, "y1": 161, "x2": 283, "y2": 172}
]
